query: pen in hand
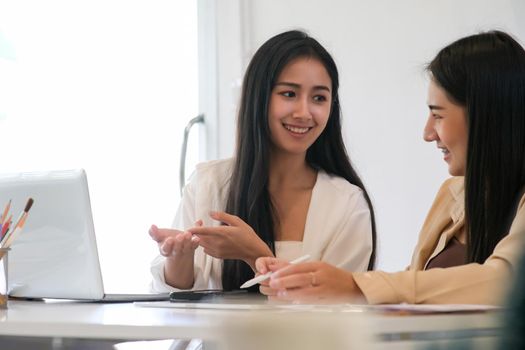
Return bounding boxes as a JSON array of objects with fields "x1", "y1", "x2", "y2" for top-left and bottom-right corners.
[{"x1": 240, "y1": 254, "x2": 311, "y2": 289}]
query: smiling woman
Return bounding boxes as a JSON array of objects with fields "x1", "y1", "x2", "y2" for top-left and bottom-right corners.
[
  {"x1": 149, "y1": 30, "x2": 377, "y2": 293},
  {"x1": 0, "y1": 0, "x2": 199, "y2": 293}
]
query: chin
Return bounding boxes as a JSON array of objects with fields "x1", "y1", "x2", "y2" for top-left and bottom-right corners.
[
  {"x1": 447, "y1": 166, "x2": 465, "y2": 177},
  {"x1": 279, "y1": 147, "x2": 309, "y2": 156}
]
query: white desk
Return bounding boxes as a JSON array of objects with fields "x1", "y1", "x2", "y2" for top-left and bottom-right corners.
[{"x1": 0, "y1": 300, "x2": 504, "y2": 350}]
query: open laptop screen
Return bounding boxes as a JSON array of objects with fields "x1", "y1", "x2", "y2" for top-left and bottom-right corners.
[{"x1": 0, "y1": 169, "x2": 105, "y2": 299}]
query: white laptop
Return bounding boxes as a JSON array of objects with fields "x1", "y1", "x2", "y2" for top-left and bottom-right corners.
[{"x1": 0, "y1": 169, "x2": 169, "y2": 302}]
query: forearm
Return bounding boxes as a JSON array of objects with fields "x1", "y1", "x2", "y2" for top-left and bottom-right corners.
[{"x1": 163, "y1": 252, "x2": 195, "y2": 289}]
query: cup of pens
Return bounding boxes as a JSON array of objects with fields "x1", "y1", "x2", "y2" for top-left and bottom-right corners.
[{"x1": 0, "y1": 197, "x2": 34, "y2": 309}]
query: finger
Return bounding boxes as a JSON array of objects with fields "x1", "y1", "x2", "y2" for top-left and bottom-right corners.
[
  {"x1": 160, "y1": 237, "x2": 175, "y2": 256},
  {"x1": 183, "y1": 233, "x2": 199, "y2": 252},
  {"x1": 171, "y1": 236, "x2": 188, "y2": 254},
  {"x1": 259, "y1": 285, "x2": 278, "y2": 296},
  {"x1": 170, "y1": 232, "x2": 193, "y2": 253},
  {"x1": 149, "y1": 225, "x2": 161, "y2": 241},
  {"x1": 177, "y1": 232, "x2": 194, "y2": 253},
  {"x1": 255, "y1": 257, "x2": 282, "y2": 274},
  {"x1": 209, "y1": 211, "x2": 243, "y2": 226},
  {"x1": 190, "y1": 235, "x2": 200, "y2": 249},
  {"x1": 267, "y1": 260, "x2": 291, "y2": 272},
  {"x1": 271, "y1": 261, "x2": 319, "y2": 279},
  {"x1": 188, "y1": 226, "x2": 230, "y2": 236},
  {"x1": 269, "y1": 272, "x2": 313, "y2": 290},
  {"x1": 258, "y1": 276, "x2": 272, "y2": 289},
  {"x1": 150, "y1": 226, "x2": 184, "y2": 242}
]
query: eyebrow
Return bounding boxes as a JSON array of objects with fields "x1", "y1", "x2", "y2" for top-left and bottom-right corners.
[
  {"x1": 428, "y1": 104, "x2": 445, "y2": 111},
  {"x1": 275, "y1": 82, "x2": 331, "y2": 92}
]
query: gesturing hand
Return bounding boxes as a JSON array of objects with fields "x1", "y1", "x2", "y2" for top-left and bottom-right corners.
[
  {"x1": 149, "y1": 224, "x2": 200, "y2": 259},
  {"x1": 188, "y1": 211, "x2": 273, "y2": 269}
]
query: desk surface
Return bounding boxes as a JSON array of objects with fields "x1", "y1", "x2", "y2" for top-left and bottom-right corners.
[{"x1": 0, "y1": 300, "x2": 504, "y2": 349}]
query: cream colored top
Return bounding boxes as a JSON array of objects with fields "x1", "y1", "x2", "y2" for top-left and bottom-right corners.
[
  {"x1": 151, "y1": 158, "x2": 373, "y2": 292},
  {"x1": 354, "y1": 177, "x2": 525, "y2": 305},
  {"x1": 275, "y1": 241, "x2": 304, "y2": 262}
]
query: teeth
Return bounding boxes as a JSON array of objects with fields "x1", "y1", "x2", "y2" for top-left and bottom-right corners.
[{"x1": 284, "y1": 124, "x2": 309, "y2": 134}]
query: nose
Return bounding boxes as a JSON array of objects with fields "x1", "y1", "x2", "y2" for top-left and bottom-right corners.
[
  {"x1": 292, "y1": 96, "x2": 312, "y2": 120},
  {"x1": 423, "y1": 114, "x2": 438, "y2": 142}
]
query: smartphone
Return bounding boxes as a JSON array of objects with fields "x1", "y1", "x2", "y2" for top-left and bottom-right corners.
[{"x1": 169, "y1": 289, "x2": 248, "y2": 302}]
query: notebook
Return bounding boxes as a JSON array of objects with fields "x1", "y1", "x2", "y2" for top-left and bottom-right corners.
[{"x1": 0, "y1": 169, "x2": 169, "y2": 302}]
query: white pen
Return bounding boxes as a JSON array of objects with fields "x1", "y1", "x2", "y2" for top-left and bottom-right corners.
[{"x1": 240, "y1": 254, "x2": 311, "y2": 289}]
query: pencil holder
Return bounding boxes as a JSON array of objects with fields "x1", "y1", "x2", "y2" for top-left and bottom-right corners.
[{"x1": 0, "y1": 247, "x2": 9, "y2": 309}]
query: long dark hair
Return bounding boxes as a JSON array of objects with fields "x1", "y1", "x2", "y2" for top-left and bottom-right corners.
[
  {"x1": 222, "y1": 30, "x2": 377, "y2": 290},
  {"x1": 428, "y1": 31, "x2": 525, "y2": 263}
]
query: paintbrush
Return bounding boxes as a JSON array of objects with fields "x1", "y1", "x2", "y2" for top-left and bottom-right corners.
[{"x1": 1, "y1": 198, "x2": 34, "y2": 248}]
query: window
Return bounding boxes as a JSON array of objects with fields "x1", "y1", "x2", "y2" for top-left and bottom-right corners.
[{"x1": 0, "y1": 0, "x2": 199, "y2": 292}]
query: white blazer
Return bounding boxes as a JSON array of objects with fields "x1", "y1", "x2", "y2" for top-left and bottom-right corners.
[{"x1": 150, "y1": 158, "x2": 373, "y2": 292}]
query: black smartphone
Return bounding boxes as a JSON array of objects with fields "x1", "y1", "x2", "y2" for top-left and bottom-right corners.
[{"x1": 169, "y1": 289, "x2": 248, "y2": 302}]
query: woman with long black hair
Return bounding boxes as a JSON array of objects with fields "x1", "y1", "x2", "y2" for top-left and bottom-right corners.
[
  {"x1": 257, "y1": 30, "x2": 525, "y2": 305},
  {"x1": 149, "y1": 30, "x2": 376, "y2": 291}
]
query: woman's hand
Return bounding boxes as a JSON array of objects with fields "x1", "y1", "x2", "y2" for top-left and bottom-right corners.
[
  {"x1": 149, "y1": 224, "x2": 200, "y2": 259},
  {"x1": 255, "y1": 257, "x2": 291, "y2": 297},
  {"x1": 188, "y1": 211, "x2": 273, "y2": 269},
  {"x1": 149, "y1": 223, "x2": 202, "y2": 289},
  {"x1": 256, "y1": 257, "x2": 366, "y2": 303}
]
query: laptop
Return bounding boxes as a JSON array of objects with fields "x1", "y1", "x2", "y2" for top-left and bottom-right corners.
[{"x1": 0, "y1": 169, "x2": 169, "y2": 302}]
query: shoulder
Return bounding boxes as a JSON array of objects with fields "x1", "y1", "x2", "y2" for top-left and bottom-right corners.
[
  {"x1": 439, "y1": 176, "x2": 463, "y2": 195},
  {"x1": 433, "y1": 176, "x2": 464, "y2": 206},
  {"x1": 443, "y1": 177, "x2": 462, "y2": 185},
  {"x1": 194, "y1": 158, "x2": 234, "y2": 182},
  {"x1": 185, "y1": 158, "x2": 234, "y2": 193},
  {"x1": 424, "y1": 176, "x2": 464, "y2": 225},
  {"x1": 195, "y1": 158, "x2": 234, "y2": 175}
]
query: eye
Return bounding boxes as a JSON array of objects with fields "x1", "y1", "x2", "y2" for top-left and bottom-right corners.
[
  {"x1": 278, "y1": 91, "x2": 296, "y2": 98},
  {"x1": 313, "y1": 95, "x2": 328, "y2": 102},
  {"x1": 432, "y1": 113, "x2": 443, "y2": 120}
]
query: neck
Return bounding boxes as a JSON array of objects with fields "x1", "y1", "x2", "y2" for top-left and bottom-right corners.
[{"x1": 268, "y1": 151, "x2": 316, "y2": 191}]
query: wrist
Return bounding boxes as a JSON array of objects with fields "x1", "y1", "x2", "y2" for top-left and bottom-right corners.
[
  {"x1": 165, "y1": 249, "x2": 195, "y2": 263},
  {"x1": 348, "y1": 272, "x2": 367, "y2": 303},
  {"x1": 245, "y1": 245, "x2": 274, "y2": 271}
]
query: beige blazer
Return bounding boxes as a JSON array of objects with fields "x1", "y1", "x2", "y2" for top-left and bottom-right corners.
[{"x1": 353, "y1": 177, "x2": 525, "y2": 305}]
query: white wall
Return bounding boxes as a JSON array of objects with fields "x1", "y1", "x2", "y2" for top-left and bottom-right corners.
[{"x1": 209, "y1": 0, "x2": 525, "y2": 271}]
